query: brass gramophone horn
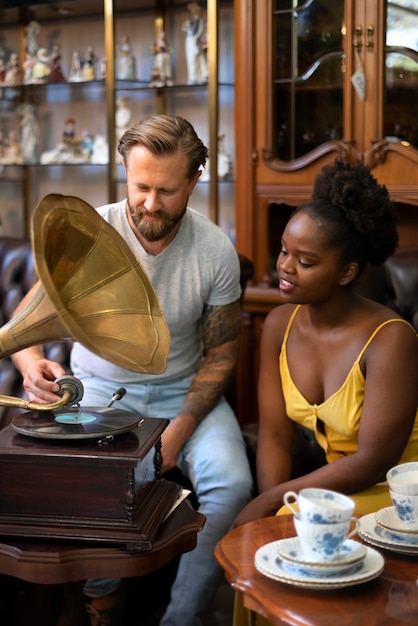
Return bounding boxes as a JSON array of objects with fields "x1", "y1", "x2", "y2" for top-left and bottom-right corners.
[{"x1": 0, "y1": 194, "x2": 170, "y2": 410}]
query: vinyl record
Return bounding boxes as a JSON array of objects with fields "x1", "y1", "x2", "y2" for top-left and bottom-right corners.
[{"x1": 12, "y1": 407, "x2": 140, "y2": 440}]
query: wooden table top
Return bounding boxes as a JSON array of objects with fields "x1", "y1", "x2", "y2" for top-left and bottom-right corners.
[
  {"x1": 215, "y1": 514, "x2": 418, "y2": 626},
  {"x1": 0, "y1": 499, "x2": 204, "y2": 585}
]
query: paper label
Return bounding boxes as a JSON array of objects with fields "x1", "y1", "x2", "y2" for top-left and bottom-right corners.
[{"x1": 351, "y1": 67, "x2": 366, "y2": 100}]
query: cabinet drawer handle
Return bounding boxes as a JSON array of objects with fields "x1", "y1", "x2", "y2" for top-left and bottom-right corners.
[
  {"x1": 353, "y1": 25, "x2": 362, "y2": 51},
  {"x1": 366, "y1": 25, "x2": 375, "y2": 50}
]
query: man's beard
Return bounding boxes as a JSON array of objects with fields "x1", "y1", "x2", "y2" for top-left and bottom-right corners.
[{"x1": 127, "y1": 198, "x2": 187, "y2": 242}]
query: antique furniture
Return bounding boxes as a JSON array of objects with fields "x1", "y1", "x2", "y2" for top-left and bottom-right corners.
[
  {"x1": 215, "y1": 514, "x2": 418, "y2": 625},
  {"x1": 0, "y1": 498, "x2": 204, "y2": 625},
  {"x1": 0, "y1": 500, "x2": 204, "y2": 585},
  {"x1": 234, "y1": 0, "x2": 418, "y2": 426}
]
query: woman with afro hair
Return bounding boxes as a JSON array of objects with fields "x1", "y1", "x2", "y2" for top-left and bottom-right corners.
[{"x1": 233, "y1": 159, "x2": 418, "y2": 529}]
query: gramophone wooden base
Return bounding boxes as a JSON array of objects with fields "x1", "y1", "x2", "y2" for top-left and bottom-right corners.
[{"x1": 0, "y1": 418, "x2": 182, "y2": 549}]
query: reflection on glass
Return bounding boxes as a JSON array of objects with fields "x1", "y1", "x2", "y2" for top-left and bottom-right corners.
[
  {"x1": 272, "y1": 0, "x2": 344, "y2": 161},
  {"x1": 385, "y1": 0, "x2": 418, "y2": 149}
]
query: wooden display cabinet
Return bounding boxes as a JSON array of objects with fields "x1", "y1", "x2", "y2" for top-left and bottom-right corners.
[
  {"x1": 0, "y1": 0, "x2": 235, "y2": 239},
  {"x1": 234, "y1": 0, "x2": 418, "y2": 424}
]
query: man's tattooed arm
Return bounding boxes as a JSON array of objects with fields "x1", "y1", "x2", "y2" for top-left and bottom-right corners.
[{"x1": 177, "y1": 299, "x2": 241, "y2": 426}]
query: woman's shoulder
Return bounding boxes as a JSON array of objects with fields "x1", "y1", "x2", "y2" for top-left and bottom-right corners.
[
  {"x1": 358, "y1": 299, "x2": 417, "y2": 359},
  {"x1": 263, "y1": 304, "x2": 299, "y2": 342},
  {"x1": 360, "y1": 297, "x2": 416, "y2": 336}
]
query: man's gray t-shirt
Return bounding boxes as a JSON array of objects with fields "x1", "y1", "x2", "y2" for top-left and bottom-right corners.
[{"x1": 71, "y1": 200, "x2": 241, "y2": 384}]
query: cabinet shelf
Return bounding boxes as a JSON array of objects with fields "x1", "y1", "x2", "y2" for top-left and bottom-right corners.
[{"x1": 116, "y1": 81, "x2": 234, "y2": 90}]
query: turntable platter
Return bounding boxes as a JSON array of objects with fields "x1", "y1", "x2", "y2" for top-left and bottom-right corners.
[{"x1": 12, "y1": 407, "x2": 140, "y2": 440}]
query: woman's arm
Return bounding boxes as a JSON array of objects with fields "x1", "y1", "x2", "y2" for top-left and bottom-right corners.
[{"x1": 257, "y1": 305, "x2": 296, "y2": 492}]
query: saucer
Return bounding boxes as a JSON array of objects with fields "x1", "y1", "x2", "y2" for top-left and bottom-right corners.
[
  {"x1": 255, "y1": 540, "x2": 384, "y2": 589},
  {"x1": 359, "y1": 512, "x2": 418, "y2": 554},
  {"x1": 276, "y1": 537, "x2": 367, "y2": 576},
  {"x1": 376, "y1": 506, "x2": 418, "y2": 534}
]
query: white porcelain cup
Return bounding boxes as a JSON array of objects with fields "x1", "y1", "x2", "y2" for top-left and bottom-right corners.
[
  {"x1": 283, "y1": 488, "x2": 355, "y2": 524},
  {"x1": 387, "y1": 462, "x2": 418, "y2": 496},
  {"x1": 389, "y1": 489, "x2": 418, "y2": 529},
  {"x1": 293, "y1": 515, "x2": 360, "y2": 562}
]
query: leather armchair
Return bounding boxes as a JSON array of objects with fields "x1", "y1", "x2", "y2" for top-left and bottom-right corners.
[{"x1": 355, "y1": 248, "x2": 418, "y2": 331}]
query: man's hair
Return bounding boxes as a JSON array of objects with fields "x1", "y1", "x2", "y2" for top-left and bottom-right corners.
[{"x1": 118, "y1": 114, "x2": 208, "y2": 179}]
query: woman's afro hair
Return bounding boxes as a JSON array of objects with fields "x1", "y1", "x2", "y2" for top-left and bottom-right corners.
[{"x1": 311, "y1": 160, "x2": 399, "y2": 266}]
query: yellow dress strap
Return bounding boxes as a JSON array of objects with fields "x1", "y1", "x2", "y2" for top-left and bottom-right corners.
[{"x1": 355, "y1": 318, "x2": 416, "y2": 364}]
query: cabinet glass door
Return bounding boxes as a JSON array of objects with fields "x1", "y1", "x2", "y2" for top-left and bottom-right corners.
[
  {"x1": 384, "y1": 0, "x2": 418, "y2": 150},
  {"x1": 271, "y1": 0, "x2": 345, "y2": 162}
]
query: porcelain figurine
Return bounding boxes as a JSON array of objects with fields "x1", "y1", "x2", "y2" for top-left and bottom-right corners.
[
  {"x1": 117, "y1": 36, "x2": 136, "y2": 80},
  {"x1": 182, "y1": 2, "x2": 208, "y2": 85},
  {"x1": 149, "y1": 31, "x2": 174, "y2": 87}
]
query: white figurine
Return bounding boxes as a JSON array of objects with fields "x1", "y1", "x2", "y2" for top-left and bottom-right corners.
[
  {"x1": 68, "y1": 51, "x2": 83, "y2": 82},
  {"x1": 23, "y1": 53, "x2": 36, "y2": 84},
  {"x1": 23, "y1": 20, "x2": 41, "y2": 84},
  {"x1": 199, "y1": 133, "x2": 232, "y2": 182},
  {"x1": 149, "y1": 31, "x2": 173, "y2": 87},
  {"x1": 117, "y1": 36, "x2": 136, "y2": 80},
  {"x1": 115, "y1": 96, "x2": 132, "y2": 162},
  {"x1": 90, "y1": 134, "x2": 109, "y2": 164},
  {"x1": 182, "y1": 2, "x2": 208, "y2": 85},
  {"x1": 24, "y1": 21, "x2": 41, "y2": 57},
  {"x1": 18, "y1": 103, "x2": 40, "y2": 164}
]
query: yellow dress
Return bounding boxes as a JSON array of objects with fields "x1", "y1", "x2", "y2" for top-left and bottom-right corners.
[
  {"x1": 233, "y1": 307, "x2": 418, "y2": 626},
  {"x1": 279, "y1": 306, "x2": 418, "y2": 466}
]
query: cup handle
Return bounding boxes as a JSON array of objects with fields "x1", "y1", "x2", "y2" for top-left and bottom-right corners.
[
  {"x1": 347, "y1": 517, "x2": 360, "y2": 538},
  {"x1": 283, "y1": 490, "x2": 299, "y2": 515}
]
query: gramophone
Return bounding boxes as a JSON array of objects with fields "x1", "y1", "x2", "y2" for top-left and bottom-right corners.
[{"x1": 0, "y1": 194, "x2": 182, "y2": 549}]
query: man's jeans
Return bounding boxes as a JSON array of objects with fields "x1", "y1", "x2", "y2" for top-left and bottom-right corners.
[{"x1": 81, "y1": 375, "x2": 253, "y2": 626}]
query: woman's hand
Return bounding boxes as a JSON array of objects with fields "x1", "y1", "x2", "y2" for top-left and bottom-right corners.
[{"x1": 232, "y1": 490, "x2": 279, "y2": 528}]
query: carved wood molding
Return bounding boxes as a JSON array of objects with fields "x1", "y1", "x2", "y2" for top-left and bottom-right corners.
[
  {"x1": 262, "y1": 140, "x2": 360, "y2": 172},
  {"x1": 364, "y1": 140, "x2": 418, "y2": 169}
]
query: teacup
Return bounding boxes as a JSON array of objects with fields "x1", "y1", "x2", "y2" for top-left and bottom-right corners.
[
  {"x1": 387, "y1": 462, "x2": 418, "y2": 496},
  {"x1": 293, "y1": 515, "x2": 360, "y2": 562},
  {"x1": 389, "y1": 489, "x2": 418, "y2": 529},
  {"x1": 283, "y1": 488, "x2": 355, "y2": 524}
]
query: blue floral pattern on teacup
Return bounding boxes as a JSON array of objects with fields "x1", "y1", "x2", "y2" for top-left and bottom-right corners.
[
  {"x1": 294, "y1": 515, "x2": 358, "y2": 561},
  {"x1": 392, "y1": 495, "x2": 416, "y2": 524},
  {"x1": 308, "y1": 512, "x2": 336, "y2": 524},
  {"x1": 311, "y1": 528, "x2": 346, "y2": 557}
]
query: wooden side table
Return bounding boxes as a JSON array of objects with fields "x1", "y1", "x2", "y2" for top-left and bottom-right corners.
[
  {"x1": 0, "y1": 416, "x2": 205, "y2": 624},
  {"x1": 215, "y1": 515, "x2": 418, "y2": 625},
  {"x1": 0, "y1": 498, "x2": 204, "y2": 625}
]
